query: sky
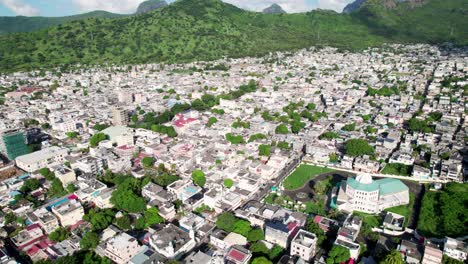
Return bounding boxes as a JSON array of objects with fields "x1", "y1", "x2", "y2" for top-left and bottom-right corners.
[{"x1": 0, "y1": 0, "x2": 354, "y2": 17}]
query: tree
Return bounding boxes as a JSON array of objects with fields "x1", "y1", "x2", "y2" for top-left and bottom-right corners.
[
  {"x1": 233, "y1": 219, "x2": 252, "y2": 237},
  {"x1": 66, "y1": 183, "x2": 76, "y2": 193},
  {"x1": 207, "y1": 116, "x2": 218, "y2": 127},
  {"x1": 141, "y1": 156, "x2": 155, "y2": 168},
  {"x1": 20, "y1": 178, "x2": 40, "y2": 193},
  {"x1": 247, "y1": 228, "x2": 264, "y2": 242},
  {"x1": 191, "y1": 170, "x2": 206, "y2": 188},
  {"x1": 216, "y1": 212, "x2": 238, "y2": 232},
  {"x1": 114, "y1": 215, "x2": 132, "y2": 230},
  {"x1": 66, "y1": 131, "x2": 79, "y2": 139},
  {"x1": 442, "y1": 255, "x2": 464, "y2": 264},
  {"x1": 89, "y1": 133, "x2": 107, "y2": 147},
  {"x1": 223, "y1": 178, "x2": 234, "y2": 189},
  {"x1": 110, "y1": 178, "x2": 146, "y2": 213},
  {"x1": 252, "y1": 257, "x2": 272, "y2": 264},
  {"x1": 48, "y1": 227, "x2": 70, "y2": 242},
  {"x1": 225, "y1": 133, "x2": 245, "y2": 144},
  {"x1": 305, "y1": 218, "x2": 326, "y2": 246},
  {"x1": 47, "y1": 178, "x2": 66, "y2": 198},
  {"x1": 144, "y1": 207, "x2": 164, "y2": 227},
  {"x1": 345, "y1": 139, "x2": 375, "y2": 157},
  {"x1": 83, "y1": 209, "x2": 115, "y2": 231},
  {"x1": 258, "y1": 144, "x2": 271, "y2": 156},
  {"x1": 326, "y1": 245, "x2": 350, "y2": 264},
  {"x1": 250, "y1": 241, "x2": 269, "y2": 254},
  {"x1": 306, "y1": 102, "x2": 316, "y2": 110},
  {"x1": 93, "y1": 123, "x2": 109, "y2": 131},
  {"x1": 381, "y1": 250, "x2": 404, "y2": 264},
  {"x1": 269, "y1": 245, "x2": 284, "y2": 260},
  {"x1": 342, "y1": 122, "x2": 356, "y2": 131},
  {"x1": 80, "y1": 232, "x2": 100, "y2": 249},
  {"x1": 131, "y1": 114, "x2": 138, "y2": 123},
  {"x1": 329, "y1": 153, "x2": 339, "y2": 163},
  {"x1": 275, "y1": 124, "x2": 289, "y2": 134}
]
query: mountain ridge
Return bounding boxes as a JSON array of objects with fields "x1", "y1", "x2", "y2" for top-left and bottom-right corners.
[{"x1": 0, "y1": 0, "x2": 466, "y2": 73}]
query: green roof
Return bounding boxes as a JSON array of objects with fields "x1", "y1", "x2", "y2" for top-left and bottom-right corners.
[
  {"x1": 375, "y1": 178, "x2": 409, "y2": 195},
  {"x1": 347, "y1": 177, "x2": 379, "y2": 192},
  {"x1": 347, "y1": 177, "x2": 408, "y2": 195}
]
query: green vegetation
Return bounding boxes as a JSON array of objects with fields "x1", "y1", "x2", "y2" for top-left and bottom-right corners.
[
  {"x1": 247, "y1": 228, "x2": 264, "y2": 242},
  {"x1": 0, "y1": 11, "x2": 126, "y2": 34},
  {"x1": 223, "y1": 178, "x2": 234, "y2": 188},
  {"x1": 258, "y1": 144, "x2": 271, "y2": 156},
  {"x1": 216, "y1": 212, "x2": 252, "y2": 237},
  {"x1": 80, "y1": 232, "x2": 100, "y2": 249},
  {"x1": 342, "y1": 122, "x2": 356, "y2": 132},
  {"x1": 141, "y1": 156, "x2": 155, "y2": 168},
  {"x1": 89, "y1": 133, "x2": 107, "y2": 147},
  {"x1": 151, "y1": 124, "x2": 177, "y2": 138},
  {"x1": 65, "y1": 131, "x2": 79, "y2": 138},
  {"x1": 48, "y1": 227, "x2": 70, "y2": 242},
  {"x1": 344, "y1": 138, "x2": 375, "y2": 157},
  {"x1": 381, "y1": 163, "x2": 413, "y2": 176},
  {"x1": 194, "y1": 204, "x2": 214, "y2": 214},
  {"x1": 249, "y1": 133, "x2": 267, "y2": 142},
  {"x1": 1, "y1": 0, "x2": 465, "y2": 73},
  {"x1": 225, "y1": 133, "x2": 245, "y2": 144},
  {"x1": 282, "y1": 164, "x2": 334, "y2": 190},
  {"x1": 418, "y1": 183, "x2": 468, "y2": 237},
  {"x1": 92, "y1": 123, "x2": 109, "y2": 131},
  {"x1": 381, "y1": 250, "x2": 404, "y2": 264},
  {"x1": 367, "y1": 86, "x2": 400, "y2": 97},
  {"x1": 110, "y1": 177, "x2": 147, "y2": 213},
  {"x1": 207, "y1": 116, "x2": 218, "y2": 127},
  {"x1": 191, "y1": 169, "x2": 206, "y2": 188},
  {"x1": 232, "y1": 119, "x2": 250, "y2": 129},
  {"x1": 442, "y1": 255, "x2": 465, "y2": 264},
  {"x1": 408, "y1": 117, "x2": 435, "y2": 133},
  {"x1": 327, "y1": 245, "x2": 351, "y2": 264},
  {"x1": 275, "y1": 124, "x2": 289, "y2": 134},
  {"x1": 319, "y1": 132, "x2": 339, "y2": 140},
  {"x1": 83, "y1": 208, "x2": 115, "y2": 231}
]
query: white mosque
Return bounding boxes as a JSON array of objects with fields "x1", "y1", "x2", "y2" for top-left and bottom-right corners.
[{"x1": 335, "y1": 174, "x2": 410, "y2": 214}]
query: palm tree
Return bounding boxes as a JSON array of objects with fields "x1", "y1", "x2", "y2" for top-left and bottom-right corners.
[{"x1": 381, "y1": 250, "x2": 404, "y2": 264}]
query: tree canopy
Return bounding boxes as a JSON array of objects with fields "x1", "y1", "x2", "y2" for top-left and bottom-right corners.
[
  {"x1": 191, "y1": 169, "x2": 206, "y2": 188},
  {"x1": 344, "y1": 138, "x2": 375, "y2": 157},
  {"x1": 326, "y1": 245, "x2": 350, "y2": 264}
]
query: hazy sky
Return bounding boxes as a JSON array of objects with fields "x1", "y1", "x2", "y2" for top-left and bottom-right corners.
[{"x1": 0, "y1": 0, "x2": 354, "y2": 16}]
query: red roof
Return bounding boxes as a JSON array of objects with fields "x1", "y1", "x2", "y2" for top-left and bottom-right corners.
[
  {"x1": 287, "y1": 221, "x2": 298, "y2": 231},
  {"x1": 173, "y1": 113, "x2": 197, "y2": 128},
  {"x1": 26, "y1": 223, "x2": 41, "y2": 231},
  {"x1": 68, "y1": 194, "x2": 78, "y2": 200},
  {"x1": 228, "y1": 249, "x2": 247, "y2": 262}
]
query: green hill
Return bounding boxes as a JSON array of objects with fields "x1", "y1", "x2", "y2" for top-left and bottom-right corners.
[
  {"x1": 0, "y1": 0, "x2": 466, "y2": 73},
  {"x1": 0, "y1": 11, "x2": 126, "y2": 34}
]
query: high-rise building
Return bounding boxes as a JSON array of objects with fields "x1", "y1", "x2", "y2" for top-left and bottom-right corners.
[
  {"x1": 112, "y1": 107, "x2": 129, "y2": 126},
  {"x1": 0, "y1": 129, "x2": 29, "y2": 161}
]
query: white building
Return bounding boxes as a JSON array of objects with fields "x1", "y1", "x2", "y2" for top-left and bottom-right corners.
[
  {"x1": 51, "y1": 198, "x2": 84, "y2": 227},
  {"x1": 444, "y1": 237, "x2": 467, "y2": 262},
  {"x1": 335, "y1": 174, "x2": 409, "y2": 214},
  {"x1": 103, "y1": 232, "x2": 142, "y2": 264},
  {"x1": 149, "y1": 224, "x2": 196, "y2": 259},
  {"x1": 15, "y1": 147, "x2": 68, "y2": 172},
  {"x1": 290, "y1": 229, "x2": 317, "y2": 262}
]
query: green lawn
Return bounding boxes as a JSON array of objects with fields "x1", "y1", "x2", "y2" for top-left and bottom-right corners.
[
  {"x1": 353, "y1": 211, "x2": 382, "y2": 228},
  {"x1": 384, "y1": 193, "x2": 415, "y2": 227},
  {"x1": 282, "y1": 164, "x2": 334, "y2": 190}
]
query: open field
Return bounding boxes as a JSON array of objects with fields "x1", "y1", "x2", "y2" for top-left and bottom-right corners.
[{"x1": 282, "y1": 164, "x2": 335, "y2": 190}]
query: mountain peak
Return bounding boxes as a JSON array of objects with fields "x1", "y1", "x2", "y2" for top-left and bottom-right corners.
[
  {"x1": 343, "y1": 0, "x2": 427, "y2": 13},
  {"x1": 263, "y1": 4, "x2": 286, "y2": 14},
  {"x1": 135, "y1": 0, "x2": 168, "y2": 14}
]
